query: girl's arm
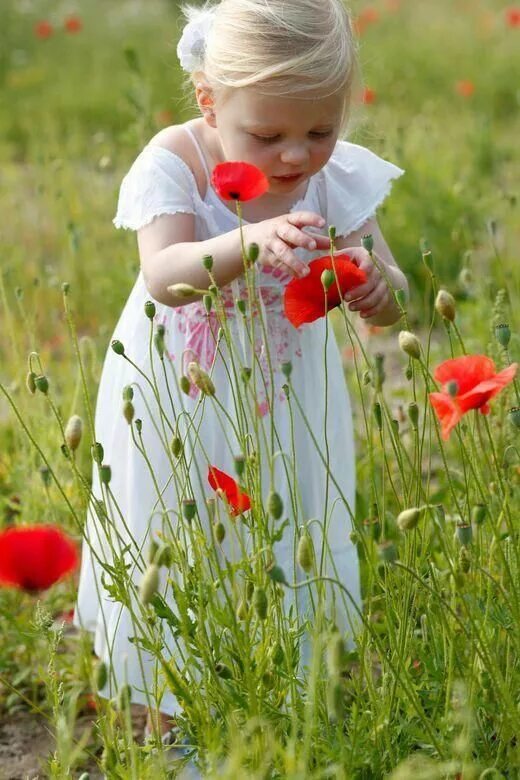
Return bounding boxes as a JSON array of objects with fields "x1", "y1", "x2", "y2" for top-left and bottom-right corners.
[{"x1": 334, "y1": 216, "x2": 409, "y2": 327}]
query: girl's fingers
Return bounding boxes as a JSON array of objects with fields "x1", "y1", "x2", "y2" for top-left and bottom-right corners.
[
  {"x1": 344, "y1": 273, "x2": 377, "y2": 301},
  {"x1": 267, "y1": 241, "x2": 308, "y2": 277},
  {"x1": 277, "y1": 225, "x2": 319, "y2": 251},
  {"x1": 288, "y1": 212, "x2": 327, "y2": 229},
  {"x1": 349, "y1": 281, "x2": 387, "y2": 312}
]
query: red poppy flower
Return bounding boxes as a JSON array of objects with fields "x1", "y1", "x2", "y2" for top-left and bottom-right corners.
[
  {"x1": 352, "y1": 7, "x2": 380, "y2": 35},
  {"x1": 283, "y1": 254, "x2": 367, "y2": 328},
  {"x1": 505, "y1": 7, "x2": 520, "y2": 27},
  {"x1": 211, "y1": 162, "x2": 269, "y2": 202},
  {"x1": 429, "y1": 355, "x2": 517, "y2": 440},
  {"x1": 64, "y1": 15, "x2": 83, "y2": 34},
  {"x1": 0, "y1": 525, "x2": 79, "y2": 593},
  {"x1": 208, "y1": 466, "x2": 251, "y2": 515},
  {"x1": 361, "y1": 87, "x2": 376, "y2": 105},
  {"x1": 34, "y1": 20, "x2": 54, "y2": 39},
  {"x1": 455, "y1": 80, "x2": 475, "y2": 98}
]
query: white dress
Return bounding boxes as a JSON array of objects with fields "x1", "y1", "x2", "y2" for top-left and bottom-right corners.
[{"x1": 73, "y1": 124, "x2": 404, "y2": 716}]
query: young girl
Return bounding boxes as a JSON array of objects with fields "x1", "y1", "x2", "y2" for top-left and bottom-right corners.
[{"x1": 73, "y1": 0, "x2": 407, "y2": 742}]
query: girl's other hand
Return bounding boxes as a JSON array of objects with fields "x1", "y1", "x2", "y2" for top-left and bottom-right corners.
[
  {"x1": 341, "y1": 246, "x2": 392, "y2": 319},
  {"x1": 245, "y1": 211, "x2": 331, "y2": 278}
]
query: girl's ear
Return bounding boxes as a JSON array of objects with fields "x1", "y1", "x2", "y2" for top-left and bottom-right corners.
[{"x1": 196, "y1": 81, "x2": 217, "y2": 127}]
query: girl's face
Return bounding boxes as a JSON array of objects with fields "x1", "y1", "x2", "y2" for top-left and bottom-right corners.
[{"x1": 201, "y1": 86, "x2": 345, "y2": 195}]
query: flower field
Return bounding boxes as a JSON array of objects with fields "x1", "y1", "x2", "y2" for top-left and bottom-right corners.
[{"x1": 0, "y1": 1, "x2": 519, "y2": 778}]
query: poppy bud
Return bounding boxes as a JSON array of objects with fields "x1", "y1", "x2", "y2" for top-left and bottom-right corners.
[
  {"x1": 397, "y1": 507, "x2": 421, "y2": 531},
  {"x1": 214, "y1": 521, "x2": 225, "y2": 544},
  {"x1": 374, "y1": 352, "x2": 385, "y2": 391},
  {"x1": 361, "y1": 234, "x2": 374, "y2": 253},
  {"x1": 267, "y1": 490, "x2": 283, "y2": 519},
  {"x1": 422, "y1": 250, "x2": 433, "y2": 272},
  {"x1": 327, "y1": 632, "x2": 346, "y2": 677},
  {"x1": 154, "y1": 330, "x2": 165, "y2": 358},
  {"x1": 139, "y1": 563, "x2": 159, "y2": 605},
  {"x1": 95, "y1": 660, "x2": 108, "y2": 690},
  {"x1": 180, "y1": 375, "x2": 191, "y2": 395},
  {"x1": 253, "y1": 586, "x2": 268, "y2": 620},
  {"x1": 65, "y1": 415, "x2": 83, "y2": 451},
  {"x1": 458, "y1": 546, "x2": 471, "y2": 573},
  {"x1": 326, "y1": 678, "x2": 343, "y2": 723},
  {"x1": 91, "y1": 442, "x2": 104, "y2": 463},
  {"x1": 245, "y1": 580, "x2": 255, "y2": 601},
  {"x1": 144, "y1": 300, "x2": 156, "y2": 320},
  {"x1": 391, "y1": 418, "x2": 399, "y2": 437},
  {"x1": 202, "y1": 254, "x2": 213, "y2": 271},
  {"x1": 248, "y1": 243, "x2": 260, "y2": 263},
  {"x1": 281, "y1": 361, "x2": 292, "y2": 379},
  {"x1": 456, "y1": 523, "x2": 473, "y2": 546},
  {"x1": 62, "y1": 281, "x2": 70, "y2": 295},
  {"x1": 435, "y1": 290, "x2": 456, "y2": 322},
  {"x1": 508, "y1": 407, "x2": 520, "y2": 429},
  {"x1": 408, "y1": 402, "x2": 419, "y2": 428},
  {"x1": 471, "y1": 503, "x2": 487, "y2": 526},
  {"x1": 405, "y1": 364, "x2": 413, "y2": 381},
  {"x1": 398, "y1": 330, "x2": 421, "y2": 360},
  {"x1": 26, "y1": 371, "x2": 37, "y2": 394},
  {"x1": 35, "y1": 374, "x2": 49, "y2": 394},
  {"x1": 236, "y1": 598, "x2": 248, "y2": 620},
  {"x1": 373, "y1": 401, "x2": 382, "y2": 431},
  {"x1": 100, "y1": 464, "x2": 111, "y2": 485},
  {"x1": 122, "y1": 385, "x2": 134, "y2": 401},
  {"x1": 378, "y1": 540, "x2": 398, "y2": 563},
  {"x1": 156, "y1": 543, "x2": 173, "y2": 567},
  {"x1": 236, "y1": 298, "x2": 247, "y2": 315},
  {"x1": 135, "y1": 418, "x2": 142, "y2": 434},
  {"x1": 267, "y1": 564, "x2": 288, "y2": 585},
  {"x1": 171, "y1": 436, "x2": 183, "y2": 458},
  {"x1": 116, "y1": 683, "x2": 132, "y2": 711},
  {"x1": 167, "y1": 282, "x2": 198, "y2": 298},
  {"x1": 208, "y1": 284, "x2": 218, "y2": 296},
  {"x1": 215, "y1": 662, "x2": 232, "y2": 680},
  {"x1": 495, "y1": 324, "x2": 511, "y2": 348},
  {"x1": 297, "y1": 531, "x2": 314, "y2": 573},
  {"x1": 321, "y1": 269, "x2": 335, "y2": 291},
  {"x1": 182, "y1": 498, "x2": 197, "y2": 522},
  {"x1": 187, "y1": 361, "x2": 216, "y2": 396},
  {"x1": 234, "y1": 455, "x2": 245, "y2": 477},
  {"x1": 328, "y1": 225, "x2": 336, "y2": 240},
  {"x1": 123, "y1": 400, "x2": 134, "y2": 424},
  {"x1": 147, "y1": 538, "x2": 159, "y2": 565},
  {"x1": 206, "y1": 497, "x2": 216, "y2": 522},
  {"x1": 203, "y1": 294, "x2": 213, "y2": 313},
  {"x1": 111, "y1": 339, "x2": 125, "y2": 355},
  {"x1": 241, "y1": 367, "x2": 252, "y2": 383}
]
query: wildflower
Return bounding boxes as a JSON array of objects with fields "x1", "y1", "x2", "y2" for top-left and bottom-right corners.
[
  {"x1": 429, "y1": 355, "x2": 517, "y2": 440},
  {"x1": 34, "y1": 21, "x2": 54, "y2": 39},
  {"x1": 361, "y1": 87, "x2": 376, "y2": 104},
  {"x1": 283, "y1": 254, "x2": 366, "y2": 328},
  {"x1": 208, "y1": 465, "x2": 251, "y2": 516},
  {"x1": 211, "y1": 162, "x2": 269, "y2": 202},
  {"x1": 455, "y1": 80, "x2": 475, "y2": 98},
  {"x1": 505, "y1": 7, "x2": 520, "y2": 27},
  {"x1": 64, "y1": 15, "x2": 82, "y2": 33},
  {"x1": 0, "y1": 525, "x2": 78, "y2": 593}
]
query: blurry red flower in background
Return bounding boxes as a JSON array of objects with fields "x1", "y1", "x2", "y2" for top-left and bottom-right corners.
[
  {"x1": 64, "y1": 16, "x2": 83, "y2": 34},
  {"x1": 361, "y1": 87, "x2": 377, "y2": 104},
  {"x1": 429, "y1": 355, "x2": 517, "y2": 440},
  {"x1": 353, "y1": 7, "x2": 380, "y2": 36},
  {"x1": 34, "y1": 21, "x2": 54, "y2": 39},
  {"x1": 505, "y1": 7, "x2": 520, "y2": 27},
  {"x1": 0, "y1": 525, "x2": 79, "y2": 593},
  {"x1": 208, "y1": 466, "x2": 251, "y2": 515},
  {"x1": 284, "y1": 254, "x2": 367, "y2": 328},
  {"x1": 455, "y1": 80, "x2": 475, "y2": 98},
  {"x1": 211, "y1": 162, "x2": 269, "y2": 202}
]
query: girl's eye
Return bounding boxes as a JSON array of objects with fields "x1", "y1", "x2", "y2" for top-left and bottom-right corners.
[
  {"x1": 252, "y1": 131, "x2": 332, "y2": 143},
  {"x1": 310, "y1": 131, "x2": 333, "y2": 139}
]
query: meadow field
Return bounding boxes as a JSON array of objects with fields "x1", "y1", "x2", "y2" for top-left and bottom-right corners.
[{"x1": 0, "y1": 0, "x2": 519, "y2": 778}]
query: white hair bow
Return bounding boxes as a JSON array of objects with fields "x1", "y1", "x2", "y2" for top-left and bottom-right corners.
[{"x1": 177, "y1": 9, "x2": 216, "y2": 73}]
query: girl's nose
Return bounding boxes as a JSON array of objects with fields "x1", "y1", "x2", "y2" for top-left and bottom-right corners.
[{"x1": 280, "y1": 145, "x2": 309, "y2": 166}]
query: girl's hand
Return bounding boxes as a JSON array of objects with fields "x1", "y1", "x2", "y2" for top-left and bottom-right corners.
[
  {"x1": 245, "y1": 211, "x2": 331, "y2": 278},
  {"x1": 341, "y1": 246, "x2": 394, "y2": 319}
]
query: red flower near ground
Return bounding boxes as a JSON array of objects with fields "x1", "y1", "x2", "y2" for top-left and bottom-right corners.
[
  {"x1": 455, "y1": 80, "x2": 475, "y2": 98},
  {"x1": 429, "y1": 355, "x2": 517, "y2": 440},
  {"x1": 505, "y1": 7, "x2": 520, "y2": 27},
  {"x1": 34, "y1": 20, "x2": 54, "y2": 39},
  {"x1": 211, "y1": 162, "x2": 269, "y2": 202},
  {"x1": 208, "y1": 466, "x2": 251, "y2": 515},
  {"x1": 361, "y1": 87, "x2": 376, "y2": 105},
  {"x1": 283, "y1": 254, "x2": 367, "y2": 328},
  {"x1": 0, "y1": 525, "x2": 79, "y2": 593},
  {"x1": 64, "y1": 15, "x2": 83, "y2": 34}
]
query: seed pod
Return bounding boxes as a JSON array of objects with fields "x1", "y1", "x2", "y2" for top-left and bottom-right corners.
[
  {"x1": 241, "y1": 367, "x2": 252, "y2": 383},
  {"x1": 171, "y1": 436, "x2": 183, "y2": 458},
  {"x1": 245, "y1": 580, "x2": 255, "y2": 601},
  {"x1": 326, "y1": 678, "x2": 344, "y2": 723},
  {"x1": 144, "y1": 300, "x2": 156, "y2": 320},
  {"x1": 100, "y1": 464, "x2": 111, "y2": 485},
  {"x1": 116, "y1": 683, "x2": 132, "y2": 711},
  {"x1": 135, "y1": 418, "x2": 142, "y2": 434},
  {"x1": 122, "y1": 385, "x2": 134, "y2": 401},
  {"x1": 321, "y1": 269, "x2": 335, "y2": 291},
  {"x1": 373, "y1": 401, "x2": 382, "y2": 431},
  {"x1": 187, "y1": 361, "x2": 215, "y2": 396},
  {"x1": 435, "y1": 289, "x2": 456, "y2": 322},
  {"x1": 95, "y1": 660, "x2": 108, "y2": 690},
  {"x1": 408, "y1": 402, "x2": 419, "y2": 428},
  {"x1": 269, "y1": 642, "x2": 284, "y2": 667},
  {"x1": 214, "y1": 521, "x2": 226, "y2": 544},
  {"x1": 26, "y1": 371, "x2": 37, "y2": 394},
  {"x1": 203, "y1": 293, "x2": 213, "y2": 313},
  {"x1": 361, "y1": 234, "x2": 373, "y2": 252},
  {"x1": 397, "y1": 507, "x2": 421, "y2": 531},
  {"x1": 495, "y1": 323, "x2": 511, "y2": 348},
  {"x1": 180, "y1": 375, "x2": 191, "y2": 395},
  {"x1": 139, "y1": 564, "x2": 160, "y2": 605},
  {"x1": 377, "y1": 540, "x2": 398, "y2": 563},
  {"x1": 35, "y1": 375, "x2": 49, "y2": 394},
  {"x1": 398, "y1": 330, "x2": 421, "y2": 360},
  {"x1": 405, "y1": 364, "x2": 413, "y2": 380},
  {"x1": 65, "y1": 415, "x2": 83, "y2": 451},
  {"x1": 297, "y1": 531, "x2": 314, "y2": 573},
  {"x1": 267, "y1": 490, "x2": 283, "y2": 520},
  {"x1": 111, "y1": 339, "x2": 125, "y2": 355},
  {"x1": 236, "y1": 298, "x2": 247, "y2": 315},
  {"x1": 447, "y1": 380, "x2": 458, "y2": 398},
  {"x1": 471, "y1": 504, "x2": 487, "y2": 526},
  {"x1": 373, "y1": 352, "x2": 385, "y2": 391},
  {"x1": 123, "y1": 400, "x2": 134, "y2": 424},
  {"x1": 329, "y1": 225, "x2": 336, "y2": 240},
  {"x1": 248, "y1": 243, "x2": 260, "y2": 263},
  {"x1": 153, "y1": 330, "x2": 165, "y2": 358},
  {"x1": 456, "y1": 523, "x2": 473, "y2": 546},
  {"x1": 91, "y1": 442, "x2": 104, "y2": 463},
  {"x1": 281, "y1": 361, "x2": 292, "y2": 379},
  {"x1": 267, "y1": 564, "x2": 288, "y2": 585},
  {"x1": 202, "y1": 254, "x2": 213, "y2": 271},
  {"x1": 215, "y1": 662, "x2": 232, "y2": 680},
  {"x1": 262, "y1": 670, "x2": 275, "y2": 689},
  {"x1": 236, "y1": 598, "x2": 248, "y2": 620},
  {"x1": 458, "y1": 546, "x2": 471, "y2": 573},
  {"x1": 252, "y1": 586, "x2": 268, "y2": 620},
  {"x1": 182, "y1": 499, "x2": 197, "y2": 522},
  {"x1": 327, "y1": 632, "x2": 346, "y2": 677}
]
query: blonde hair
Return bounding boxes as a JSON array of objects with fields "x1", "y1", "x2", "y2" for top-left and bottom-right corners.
[{"x1": 178, "y1": 0, "x2": 360, "y2": 136}]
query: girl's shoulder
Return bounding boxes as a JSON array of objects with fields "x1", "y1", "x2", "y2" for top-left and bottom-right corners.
[{"x1": 147, "y1": 121, "x2": 207, "y2": 200}]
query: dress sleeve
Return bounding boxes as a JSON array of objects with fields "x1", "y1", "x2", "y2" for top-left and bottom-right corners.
[
  {"x1": 324, "y1": 140, "x2": 405, "y2": 237},
  {"x1": 112, "y1": 145, "x2": 198, "y2": 231}
]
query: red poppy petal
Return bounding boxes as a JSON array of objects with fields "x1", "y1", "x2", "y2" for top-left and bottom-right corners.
[
  {"x1": 457, "y1": 363, "x2": 517, "y2": 412},
  {"x1": 429, "y1": 392, "x2": 462, "y2": 440},
  {"x1": 207, "y1": 465, "x2": 251, "y2": 515},
  {"x1": 433, "y1": 355, "x2": 496, "y2": 395},
  {"x1": 211, "y1": 162, "x2": 269, "y2": 202}
]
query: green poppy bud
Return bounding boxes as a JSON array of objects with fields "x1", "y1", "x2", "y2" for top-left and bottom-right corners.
[
  {"x1": 321, "y1": 269, "x2": 335, "y2": 291},
  {"x1": 495, "y1": 324, "x2": 511, "y2": 347},
  {"x1": 267, "y1": 564, "x2": 288, "y2": 585},
  {"x1": 471, "y1": 504, "x2": 487, "y2": 526},
  {"x1": 373, "y1": 401, "x2": 382, "y2": 431},
  {"x1": 35, "y1": 374, "x2": 49, "y2": 394},
  {"x1": 100, "y1": 464, "x2": 112, "y2": 485},
  {"x1": 248, "y1": 243, "x2": 260, "y2": 263},
  {"x1": 180, "y1": 375, "x2": 191, "y2": 395},
  {"x1": 405, "y1": 364, "x2": 413, "y2": 381},
  {"x1": 171, "y1": 436, "x2": 183, "y2": 458},
  {"x1": 362, "y1": 515, "x2": 381, "y2": 541},
  {"x1": 122, "y1": 385, "x2": 134, "y2": 401},
  {"x1": 135, "y1": 418, "x2": 142, "y2": 434},
  {"x1": 398, "y1": 330, "x2": 421, "y2": 360},
  {"x1": 246, "y1": 580, "x2": 255, "y2": 601},
  {"x1": 215, "y1": 662, "x2": 233, "y2": 680},
  {"x1": 65, "y1": 415, "x2": 83, "y2": 451},
  {"x1": 123, "y1": 400, "x2": 134, "y2": 424},
  {"x1": 144, "y1": 300, "x2": 156, "y2": 320},
  {"x1": 26, "y1": 371, "x2": 37, "y2": 394},
  {"x1": 253, "y1": 586, "x2": 268, "y2": 620},
  {"x1": 408, "y1": 402, "x2": 419, "y2": 428},
  {"x1": 203, "y1": 294, "x2": 213, "y2": 313},
  {"x1": 281, "y1": 361, "x2": 292, "y2": 379},
  {"x1": 236, "y1": 298, "x2": 247, "y2": 315},
  {"x1": 95, "y1": 660, "x2": 108, "y2": 691},
  {"x1": 182, "y1": 498, "x2": 197, "y2": 522},
  {"x1": 269, "y1": 642, "x2": 284, "y2": 667},
  {"x1": 267, "y1": 490, "x2": 283, "y2": 520},
  {"x1": 139, "y1": 563, "x2": 160, "y2": 605},
  {"x1": 397, "y1": 507, "x2": 421, "y2": 531},
  {"x1": 391, "y1": 418, "x2": 399, "y2": 437},
  {"x1": 361, "y1": 234, "x2": 374, "y2": 253},
  {"x1": 202, "y1": 254, "x2": 213, "y2": 271},
  {"x1": 328, "y1": 225, "x2": 336, "y2": 240},
  {"x1": 206, "y1": 497, "x2": 216, "y2": 522},
  {"x1": 297, "y1": 531, "x2": 314, "y2": 573},
  {"x1": 111, "y1": 339, "x2": 125, "y2": 355},
  {"x1": 91, "y1": 442, "x2": 104, "y2": 463},
  {"x1": 458, "y1": 546, "x2": 471, "y2": 573},
  {"x1": 153, "y1": 331, "x2": 165, "y2": 358},
  {"x1": 435, "y1": 290, "x2": 456, "y2": 322},
  {"x1": 167, "y1": 282, "x2": 198, "y2": 298},
  {"x1": 214, "y1": 521, "x2": 226, "y2": 544},
  {"x1": 241, "y1": 367, "x2": 252, "y2": 383}
]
